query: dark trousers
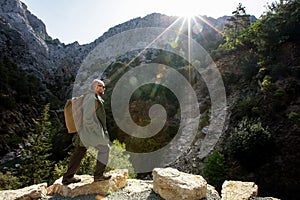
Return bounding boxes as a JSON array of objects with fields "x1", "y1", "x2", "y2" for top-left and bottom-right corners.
[{"x1": 63, "y1": 144, "x2": 110, "y2": 180}]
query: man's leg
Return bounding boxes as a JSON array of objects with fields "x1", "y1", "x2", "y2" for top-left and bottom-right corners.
[
  {"x1": 62, "y1": 146, "x2": 87, "y2": 184},
  {"x1": 94, "y1": 144, "x2": 111, "y2": 181}
]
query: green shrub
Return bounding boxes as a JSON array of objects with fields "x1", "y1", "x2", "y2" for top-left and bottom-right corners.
[
  {"x1": 274, "y1": 88, "x2": 286, "y2": 98},
  {"x1": 52, "y1": 157, "x2": 69, "y2": 183},
  {"x1": 107, "y1": 140, "x2": 137, "y2": 178},
  {"x1": 203, "y1": 151, "x2": 227, "y2": 190},
  {"x1": 271, "y1": 88, "x2": 288, "y2": 112},
  {"x1": 260, "y1": 75, "x2": 274, "y2": 93},
  {"x1": 127, "y1": 137, "x2": 159, "y2": 153},
  {"x1": 288, "y1": 112, "x2": 300, "y2": 125},
  {"x1": 233, "y1": 96, "x2": 259, "y2": 119},
  {"x1": 0, "y1": 171, "x2": 21, "y2": 190},
  {"x1": 228, "y1": 117, "x2": 273, "y2": 167}
]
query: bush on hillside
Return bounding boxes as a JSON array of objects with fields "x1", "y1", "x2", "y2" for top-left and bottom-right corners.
[
  {"x1": 228, "y1": 117, "x2": 273, "y2": 168},
  {"x1": 0, "y1": 171, "x2": 21, "y2": 190},
  {"x1": 107, "y1": 140, "x2": 137, "y2": 178},
  {"x1": 203, "y1": 151, "x2": 227, "y2": 191}
]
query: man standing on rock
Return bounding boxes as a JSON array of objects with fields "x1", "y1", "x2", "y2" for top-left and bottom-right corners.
[{"x1": 62, "y1": 79, "x2": 111, "y2": 185}]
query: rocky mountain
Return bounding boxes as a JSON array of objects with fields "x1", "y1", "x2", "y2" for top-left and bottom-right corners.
[
  {"x1": 0, "y1": 0, "x2": 229, "y2": 92},
  {"x1": 1, "y1": 0, "x2": 299, "y2": 199},
  {"x1": 0, "y1": 0, "x2": 228, "y2": 155},
  {"x1": 0, "y1": 0, "x2": 95, "y2": 97}
]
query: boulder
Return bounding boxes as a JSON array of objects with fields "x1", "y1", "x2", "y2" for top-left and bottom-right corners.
[
  {"x1": 221, "y1": 180, "x2": 258, "y2": 200},
  {"x1": 0, "y1": 183, "x2": 47, "y2": 200},
  {"x1": 124, "y1": 179, "x2": 153, "y2": 195},
  {"x1": 152, "y1": 167, "x2": 207, "y2": 200},
  {"x1": 207, "y1": 184, "x2": 221, "y2": 200},
  {"x1": 47, "y1": 169, "x2": 128, "y2": 198}
]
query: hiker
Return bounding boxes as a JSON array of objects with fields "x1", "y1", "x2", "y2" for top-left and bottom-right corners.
[{"x1": 62, "y1": 79, "x2": 111, "y2": 185}]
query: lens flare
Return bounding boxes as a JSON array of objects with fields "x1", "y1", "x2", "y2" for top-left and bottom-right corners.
[{"x1": 192, "y1": 23, "x2": 204, "y2": 34}]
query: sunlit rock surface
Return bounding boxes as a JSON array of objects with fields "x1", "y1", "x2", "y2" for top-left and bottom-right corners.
[
  {"x1": 152, "y1": 167, "x2": 207, "y2": 200},
  {"x1": 0, "y1": 183, "x2": 47, "y2": 200},
  {"x1": 47, "y1": 169, "x2": 128, "y2": 198}
]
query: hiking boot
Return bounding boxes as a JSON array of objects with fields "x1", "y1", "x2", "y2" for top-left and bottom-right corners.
[
  {"x1": 94, "y1": 174, "x2": 112, "y2": 182},
  {"x1": 62, "y1": 177, "x2": 81, "y2": 185}
]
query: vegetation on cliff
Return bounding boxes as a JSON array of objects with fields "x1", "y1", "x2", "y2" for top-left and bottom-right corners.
[
  {"x1": 206, "y1": 1, "x2": 299, "y2": 199},
  {"x1": 0, "y1": 0, "x2": 299, "y2": 199}
]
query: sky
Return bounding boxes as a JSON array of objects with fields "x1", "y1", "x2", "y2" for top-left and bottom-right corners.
[{"x1": 21, "y1": 0, "x2": 275, "y2": 45}]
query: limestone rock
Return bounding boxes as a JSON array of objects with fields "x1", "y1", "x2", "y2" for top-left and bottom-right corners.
[
  {"x1": 47, "y1": 169, "x2": 128, "y2": 198},
  {"x1": 152, "y1": 167, "x2": 207, "y2": 200},
  {"x1": 221, "y1": 180, "x2": 258, "y2": 200},
  {"x1": 207, "y1": 184, "x2": 221, "y2": 200},
  {"x1": 0, "y1": 183, "x2": 47, "y2": 200},
  {"x1": 124, "y1": 179, "x2": 153, "y2": 195},
  {"x1": 250, "y1": 197, "x2": 281, "y2": 200}
]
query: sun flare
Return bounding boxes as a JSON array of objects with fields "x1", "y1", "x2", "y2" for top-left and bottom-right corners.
[
  {"x1": 168, "y1": 0, "x2": 200, "y2": 19},
  {"x1": 180, "y1": 11, "x2": 198, "y2": 20}
]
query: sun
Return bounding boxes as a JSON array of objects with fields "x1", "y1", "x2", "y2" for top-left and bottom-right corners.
[
  {"x1": 180, "y1": 10, "x2": 198, "y2": 20},
  {"x1": 175, "y1": 8, "x2": 199, "y2": 20},
  {"x1": 167, "y1": 0, "x2": 200, "y2": 19}
]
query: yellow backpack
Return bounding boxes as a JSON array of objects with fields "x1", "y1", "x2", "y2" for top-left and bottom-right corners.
[{"x1": 63, "y1": 95, "x2": 85, "y2": 134}]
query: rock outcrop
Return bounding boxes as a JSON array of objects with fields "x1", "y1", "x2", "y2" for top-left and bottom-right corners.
[
  {"x1": 152, "y1": 167, "x2": 207, "y2": 200},
  {"x1": 0, "y1": 169, "x2": 128, "y2": 199},
  {"x1": 47, "y1": 169, "x2": 128, "y2": 198},
  {"x1": 0, "y1": 168, "x2": 280, "y2": 200},
  {"x1": 0, "y1": 183, "x2": 48, "y2": 200},
  {"x1": 221, "y1": 180, "x2": 258, "y2": 200}
]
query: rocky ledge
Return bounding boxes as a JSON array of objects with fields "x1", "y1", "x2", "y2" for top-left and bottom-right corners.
[{"x1": 0, "y1": 168, "x2": 280, "y2": 200}]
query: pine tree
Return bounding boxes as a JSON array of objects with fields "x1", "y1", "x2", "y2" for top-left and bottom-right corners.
[
  {"x1": 18, "y1": 104, "x2": 54, "y2": 186},
  {"x1": 223, "y1": 3, "x2": 250, "y2": 48}
]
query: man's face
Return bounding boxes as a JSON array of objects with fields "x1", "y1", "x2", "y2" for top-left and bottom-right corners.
[{"x1": 94, "y1": 83, "x2": 105, "y2": 95}]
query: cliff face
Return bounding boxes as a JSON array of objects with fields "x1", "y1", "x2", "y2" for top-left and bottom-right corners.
[
  {"x1": 0, "y1": 0, "x2": 93, "y2": 96},
  {"x1": 0, "y1": 2, "x2": 97, "y2": 150},
  {"x1": 0, "y1": 0, "x2": 226, "y2": 93},
  {"x1": 0, "y1": 0, "x2": 230, "y2": 106},
  {"x1": 0, "y1": 0, "x2": 227, "y2": 158},
  {"x1": 1, "y1": 0, "x2": 54, "y2": 74}
]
